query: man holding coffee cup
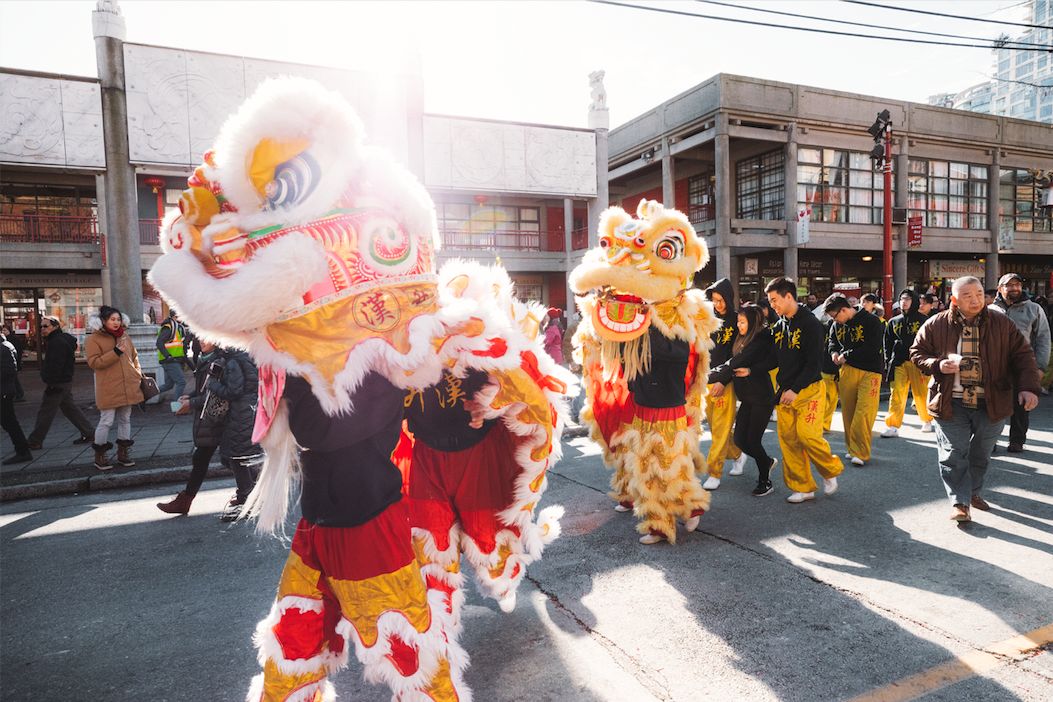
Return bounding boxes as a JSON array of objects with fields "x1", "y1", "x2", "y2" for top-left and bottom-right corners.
[{"x1": 910, "y1": 276, "x2": 1041, "y2": 523}]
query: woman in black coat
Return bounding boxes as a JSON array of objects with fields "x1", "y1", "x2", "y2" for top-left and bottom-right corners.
[
  {"x1": 709, "y1": 305, "x2": 779, "y2": 496},
  {"x1": 157, "y1": 343, "x2": 262, "y2": 520}
]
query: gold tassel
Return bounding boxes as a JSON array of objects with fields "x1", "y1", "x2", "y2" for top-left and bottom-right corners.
[{"x1": 600, "y1": 330, "x2": 652, "y2": 383}]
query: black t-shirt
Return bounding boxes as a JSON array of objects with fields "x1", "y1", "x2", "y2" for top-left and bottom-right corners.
[
  {"x1": 772, "y1": 307, "x2": 825, "y2": 397},
  {"x1": 627, "y1": 326, "x2": 690, "y2": 409},
  {"x1": 285, "y1": 373, "x2": 405, "y2": 528},
  {"x1": 840, "y1": 309, "x2": 885, "y2": 374},
  {"x1": 405, "y1": 369, "x2": 495, "y2": 452}
]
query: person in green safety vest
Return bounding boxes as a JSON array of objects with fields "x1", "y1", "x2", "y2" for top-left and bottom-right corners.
[{"x1": 156, "y1": 309, "x2": 190, "y2": 401}]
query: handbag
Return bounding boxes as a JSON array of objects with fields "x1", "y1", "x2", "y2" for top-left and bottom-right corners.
[
  {"x1": 200, "y1": 390, "x2": 230, "y2": 423},
  {"x1": 140, "y1": 375, "x2": 160, "y2": 400}
]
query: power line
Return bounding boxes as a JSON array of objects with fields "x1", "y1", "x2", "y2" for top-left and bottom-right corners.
[
  {"x1": 841, "y1": 1, "x2": 1053, "y2": 31},
  {"x1": 694, "y1": 0, "x2": 1052, "y2": 49},
  {"x1": 589, "y1": 1, "x2": 1053, "y2": 51}
]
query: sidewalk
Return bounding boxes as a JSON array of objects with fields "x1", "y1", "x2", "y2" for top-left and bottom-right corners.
[{"x1": 1, "y1": 362, "x2": 230, "y2": 501}]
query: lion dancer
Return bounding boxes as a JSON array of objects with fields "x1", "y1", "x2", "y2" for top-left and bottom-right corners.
[
  {"x1": 402, "y1": 263, "x2": 571, "y2": 627},
  {"x1": 572, "y1": 201, "x2": 718, "y2": 545},
  {"x1": 249, "y1": 372, "x2": 468, "y2": 702}
]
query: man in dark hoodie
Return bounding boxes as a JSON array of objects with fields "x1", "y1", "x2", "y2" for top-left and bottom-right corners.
[
  {"x1": 702, "y1": 278, "x2": 746, "y2": 489},
  {"x1": 26, "y1": 316, "x2": 94, "y2": 449},
  {"x1": 882, "y1": 289, "x2": 934, "y2": 438},
  {"x1": 825, "y1": 294, "x2": 885, "y2": 466}
]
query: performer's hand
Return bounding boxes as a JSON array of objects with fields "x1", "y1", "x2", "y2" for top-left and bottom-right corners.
[
  {"x1": 463, "y1": 399, "x2": 487, "y2": 429},
  {"x1": 733, "y1": 368, "x2": 751, "y2": 377},
  {"x1": 710, "y1": 382, "x2": 726, "y2": 397},
  {"x1": 780, "y1": 389, "x2": 798, "y2": 405},
  {"x1": 939, "y1": 357, "x2": 960, "y2": 374},
  {"x1": 833, "y1": 353, "x2": 846, "y2": 366},
  {"x1": 1019, "y1": 391, "x2": 1038, "y2": 411}
]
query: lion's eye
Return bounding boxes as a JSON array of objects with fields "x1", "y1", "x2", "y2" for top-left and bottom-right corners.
[
  {"x1": 600, "y1": 237, "x2": 611, "y2": 249},
  {"x1": 655, "y1": 230, "x2": 685, "y2": 260},
  {"x1": 633, "y1": 236, "x2": 647, "y2": 248}
]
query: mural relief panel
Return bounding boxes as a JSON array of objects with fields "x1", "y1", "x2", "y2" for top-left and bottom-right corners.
[
  {"x1": 0, "y1": 74, "x2": 104, "y2": 168},
  {"x1": 124, "y1": 44, "x2": 192, "y2": 164}
]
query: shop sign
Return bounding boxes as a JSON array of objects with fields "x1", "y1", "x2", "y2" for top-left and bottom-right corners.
[
  {"x1": 907, "y1": 216, "x2": 923, "y2": 248},
  {"x1": 799, "y1": 257, "x2": 833, "y2": 276},
  {"x1": 930, "y1": 260, "x2": 985, "y2": 279},
  {"x1": 998, "y1": 218, "x2": 1014, "y2": 252},
  {"x1": 795, "y1": 206, "x2": 812, "y2": 245}
]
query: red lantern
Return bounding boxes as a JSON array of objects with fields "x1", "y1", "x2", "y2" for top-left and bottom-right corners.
[
  {"x1": 474, "y1": 194, "x2": 488, "y2": 206},
  {"x1": 143, "y1": 176, "x2": 168, "y2": 221}
]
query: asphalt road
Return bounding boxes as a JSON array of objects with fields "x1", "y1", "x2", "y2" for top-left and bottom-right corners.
[{"x1": 2, "y1": 404, "x2": 1051, "y2": 701}]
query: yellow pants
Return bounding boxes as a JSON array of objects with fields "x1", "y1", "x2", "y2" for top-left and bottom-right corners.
[
  {"x1": 776, "y1": 381, "x2": 843, "y2": 493},
  {"x1": 769, "y1": 368, "x2": 778, "y2": 392},
  {"x1": 885, "y1": 362, "x2": 932, "y2": 427},
  {"x1": 838, "y1": 365, "x2": 881, "y2": 462},
  {"x1": 705, "y1": 383, "x2": 741, "y2": 477},
  {"x1": 820, "y1": 372, "x2": 838, "y2": 432}
]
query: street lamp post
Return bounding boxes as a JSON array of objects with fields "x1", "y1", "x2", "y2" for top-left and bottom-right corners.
[{"x1": 868, "y1": 110, "x2": 894, "y2": 306}]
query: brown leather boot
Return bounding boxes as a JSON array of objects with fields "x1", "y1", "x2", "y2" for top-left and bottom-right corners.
[
  {"x1": 115, "y1": 439, "x2": 135, "y2": 467},
  {"x1": 157, "y1": 491, "x2": 194, "y2": 515},
  {"x1": 93, "y1": 442, "x2": 114, "y2": 471}
]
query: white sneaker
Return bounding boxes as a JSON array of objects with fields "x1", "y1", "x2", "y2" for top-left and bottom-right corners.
[
  {"x1": 498, "y1": 591, "x2": 517, "y2": 613},
  {"x1": 729, "y1": 453, "x2": 748, "y2": 476},
  {"x1": 684, "y1": 515, "x2": 701, "y2": 532},
  {"x1": 639, "y1": 533, "x2": 665, "y2": 545},
  {"x1": 786, "y1": 491, "x2": 815, "y2": 504},
  {"x1": 881, "y1": 427, "x2": 898, "y2": 438},
  {"x1": 851, "y1": 456, "x2": 865, "y2": 466},
  {"x1": 702, "y1": 476, "x2": 721, "y2": 490},
  {"x1": 614, "y1": 503, "x2": 632, "y2": 513},
  {"x1": 921, "y1": 421, "x2": 935, "y2": 433},
  {"x1": 823, "y1": 477, "x2": 838, "y2": 496},
  {"x1": 845, "y1": 452, "x2": 855, "y2": 460}
]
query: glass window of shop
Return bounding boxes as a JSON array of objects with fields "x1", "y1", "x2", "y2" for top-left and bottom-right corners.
[
  {"x1": 435, "y1": 203, "x2": 541, "y2": 249},
  {"x1": 1, "y1": 287, "x2": 103, "y2": 359},
  {"x1": 999, "y1": 169, "x2": 1052, "y2": 233},
  {"x1": 798, "y1": 149, "x2": 889, "y2": 224},
  {"x1": 908, "y1": 160, "x2": 988, "y2": 229},
  {"x1": 736, "y1": 150, "x2": 784, "y2": 220}
]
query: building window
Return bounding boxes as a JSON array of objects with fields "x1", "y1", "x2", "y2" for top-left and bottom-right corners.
[
  {"x1": 736, "y1": 149, "x2": 784, "y2": 220},
  {"x1": 1000, "y1": 169, "x2": 1052, "y2": 233},
  {"x1": 687, "y1": 174, "x2": 715, "y2": 225},
  {"x1": 798, "y1": 148, "x2": 888, "y2": 224},
  {"x1": 908, "y1": 159, "x2": 988, "y2": 230},
  {"x1": 435, "y1": 203, "x2": 541, "y2": 249}
]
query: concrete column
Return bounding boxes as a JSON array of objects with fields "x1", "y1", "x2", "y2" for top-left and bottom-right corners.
[
  {"x1": 94, "y1": 173, "x2": 112, "y2": 305},
  {"x1": 588, "y1": 72, "x2": 610, "y2": 251},
  {"x1": 893, "y1": 142, "x2": 910, "y2": 293},
  {"x1": 714, "y1": 116, "x2": 732, "y2": 243},
  {"x1": 661, "y1": 137, "x2": 675, "y2": 207},
  {"x1": 93, "y1": 1, "x2": 143, "y2": 317},
  {"x1": 783, "y1": 123, "x2": 799, "y2": 284},
  {"x1": 986, "y1": 152, "x2": 1001, "y2": 289},
  {"x1": 563, "y1": 198, "x2": 575, "y2": 317},
  {"x1": 713, "y1": 245, "x2": 732, "y2": 286}
]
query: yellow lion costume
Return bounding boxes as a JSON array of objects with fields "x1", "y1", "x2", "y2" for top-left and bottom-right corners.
[{"x1": 571, "y1": 200, "x2": 718, "y2": 544}]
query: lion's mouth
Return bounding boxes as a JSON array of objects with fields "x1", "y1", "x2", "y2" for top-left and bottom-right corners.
[{"x1": 593, "y1": 292, "x2": 650, "y2": 340}]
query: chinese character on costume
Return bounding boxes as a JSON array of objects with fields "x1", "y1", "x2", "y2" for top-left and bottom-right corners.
[
  {"x1": 148, "y1": 78, "x2": 575, "y2": 702},
  {"x1": 571, "y1": 201, "x2": 719, "y2": 545}
]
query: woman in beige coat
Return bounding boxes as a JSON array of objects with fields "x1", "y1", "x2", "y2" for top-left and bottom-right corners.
[{"x1": 85, "y1": 305, "x2": 144, "y2": 470}]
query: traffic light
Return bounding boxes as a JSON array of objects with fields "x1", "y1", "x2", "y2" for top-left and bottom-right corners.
[{"x1": 868, "y1": 109, "x2": 892, "y2": 170}]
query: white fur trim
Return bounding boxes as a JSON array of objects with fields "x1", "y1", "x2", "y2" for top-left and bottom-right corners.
[{"x1": 242, "y1": 403, "x2": 300, "y2": 536}]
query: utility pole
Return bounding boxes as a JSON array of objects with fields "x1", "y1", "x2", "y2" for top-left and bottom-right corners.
[{"x1": 868, "y1": 110, "x2": 893, "y2": 306}]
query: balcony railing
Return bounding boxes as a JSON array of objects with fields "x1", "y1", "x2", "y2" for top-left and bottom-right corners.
[
  {"x1": 440, "y1": 229, "x2": 565, "y2": 252},
  {"x1": 571, "y1": 227, "x2": 589, "y2": 250},
  {"x1": 0, "y1": 214, "x2": 99, "y2": 244},
  {"x1": 139, "y1": 218, "x2": 161, "y2": 246}
]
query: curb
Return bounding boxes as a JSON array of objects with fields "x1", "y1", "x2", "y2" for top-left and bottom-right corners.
[{"x1": 0, "y1": 464, "x2": 232, "y2": 503}]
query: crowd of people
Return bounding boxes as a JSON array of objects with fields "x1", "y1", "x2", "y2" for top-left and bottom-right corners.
[
  {"x1": 0, "y1": 306, "x2": 261, "y2": 521},
  {"x1": 693, "y1": 272, "x2": 1048, "y2": 523},
  {"x1": 0, "y1": 271, "x2": 1049, "y2": 530}
]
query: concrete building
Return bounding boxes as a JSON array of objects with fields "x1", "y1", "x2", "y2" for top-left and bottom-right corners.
[
  {"x1": 928, "y1": 0, "x2": 1053, "y2": 124},
  {"x1": 608, "y1": 73, "x2": 1053, "y2": 304},
  {"x1": 0, "y1": 2, "x2": 600, "y2": 361}
]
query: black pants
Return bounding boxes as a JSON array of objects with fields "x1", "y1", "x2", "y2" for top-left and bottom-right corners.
[
  {"x1": 1009, "y1": 387, "x2": 1029, "y2": 446},
  {"x1": 28, "y1": 382, "x2": 94, "y2": 444},
  {"x1": 733, "y1": 400, "x2": 776, "y2": 482},
  {"x1": 184, "y1": 445, "x2": 258, "y2": 501},
  {"x1": 1, "y1": 394, "x2": 29, "y2": 454}
]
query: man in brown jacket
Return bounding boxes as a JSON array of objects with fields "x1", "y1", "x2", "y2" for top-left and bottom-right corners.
[{"x1": 910, "y1": 276, "x2": 1041, "y2": 523}]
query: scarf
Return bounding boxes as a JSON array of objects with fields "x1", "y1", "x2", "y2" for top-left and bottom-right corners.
[
  {"x1": 104, "y1": 326, "x2": 125, "y2": 339},
  {"x1": 953, "y1": 307, "x2": 984, "y2": 408}
]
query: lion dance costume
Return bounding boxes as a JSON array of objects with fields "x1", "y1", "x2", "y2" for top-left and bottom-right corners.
[
  {"x1": 148, "y1": 78, "x2": 573, "y2": 702},
  {"x1": 570, "y1": 201, "x2": 718, "y2": 545}
]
